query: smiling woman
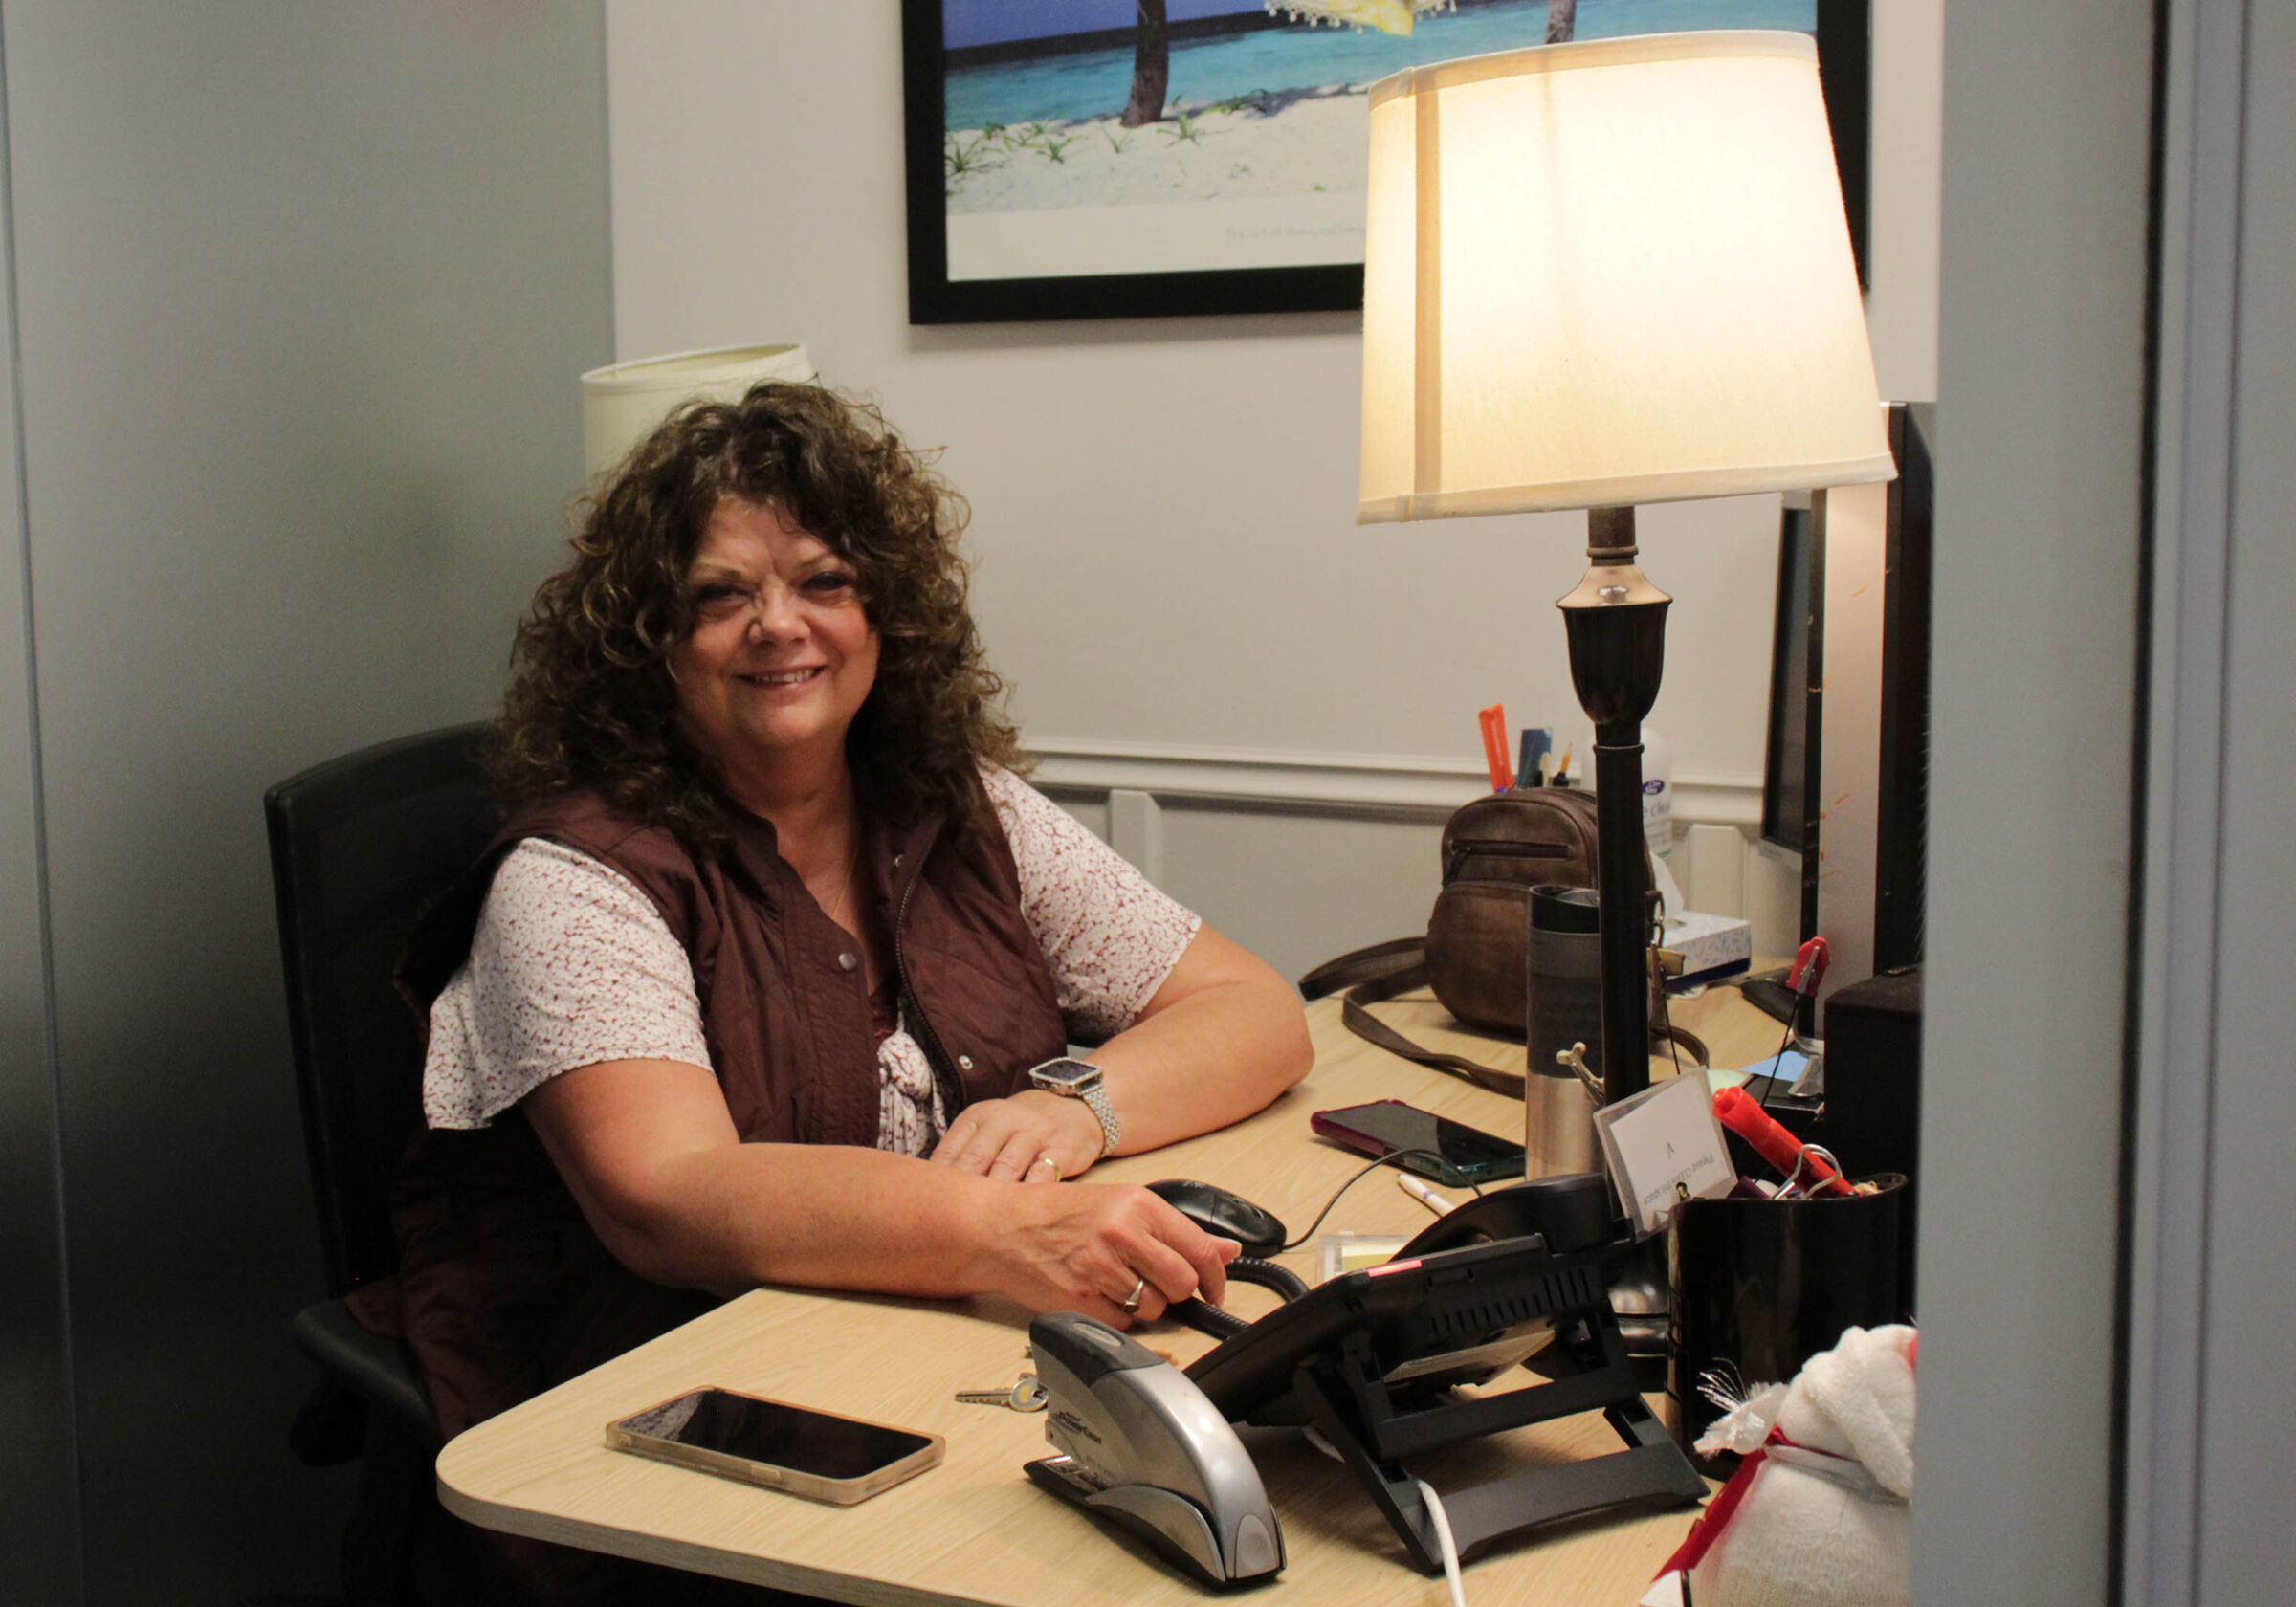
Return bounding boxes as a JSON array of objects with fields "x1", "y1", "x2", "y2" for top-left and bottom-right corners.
[{"x1": 356, "y1": 383, "x2": 1313, "y2": 1603}]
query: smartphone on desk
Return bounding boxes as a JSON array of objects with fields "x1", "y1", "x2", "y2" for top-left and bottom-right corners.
[
  {"x1": 607, "y1": 1388, "x2": 942, "y2": 1505},
  {"x1": 1310, "y1": 1099, "x2": 1527, "y2": 1188}
]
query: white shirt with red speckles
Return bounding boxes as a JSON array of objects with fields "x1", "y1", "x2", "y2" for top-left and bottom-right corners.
[{"x1": 421, "y1": 767, "x2": 1201, "y2": 1156}]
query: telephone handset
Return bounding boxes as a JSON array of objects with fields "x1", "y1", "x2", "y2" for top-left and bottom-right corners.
[
  {"x1": 1396, "y1": 1171, "x2": 1617, "y2": 1258},
  {"x1": 1145, "y1": 1173, "x2": 1619, "y2": 1338}
]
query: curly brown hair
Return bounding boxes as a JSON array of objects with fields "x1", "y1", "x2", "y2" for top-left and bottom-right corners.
[{"x1": 491, "y1": 382, "x2": 1022, "y2": 842}]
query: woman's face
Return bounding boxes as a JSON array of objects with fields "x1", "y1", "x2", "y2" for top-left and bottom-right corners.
[{"x1": 667, "y1": 497, "x2": 880, "y2": 789}]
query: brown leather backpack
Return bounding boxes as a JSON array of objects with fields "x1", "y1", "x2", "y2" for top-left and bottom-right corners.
[{"x1": 1300, "y1": 784, "x2": 1699, "y2": 1095}]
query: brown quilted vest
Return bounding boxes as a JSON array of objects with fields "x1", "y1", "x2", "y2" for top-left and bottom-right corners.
[{"x1": 362, "y1": 782, "x2": 1068, "y2": 1439}]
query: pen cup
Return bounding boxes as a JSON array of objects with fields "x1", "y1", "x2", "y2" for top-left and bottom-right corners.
[{"x1": 1667, "y1": 1173, "x2": 1910, "y2": 1454}]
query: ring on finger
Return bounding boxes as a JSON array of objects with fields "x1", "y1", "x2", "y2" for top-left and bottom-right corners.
[
  {"x1": 1029, "y1": 1154, "x2": 1061, "y2": 1180},
  {"x1": 1118, "y1": 1275, "x2": 1147, "y2": 1314}
]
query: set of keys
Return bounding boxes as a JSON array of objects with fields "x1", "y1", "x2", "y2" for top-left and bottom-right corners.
[{"x1": 954, "y1": 1373, "x2": 1047, "y2": 1412}]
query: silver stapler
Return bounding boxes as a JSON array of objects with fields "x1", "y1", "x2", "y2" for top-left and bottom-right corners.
[{"x1": 1023, "y1": 1311, "x2": 1284, "y2": 1588}]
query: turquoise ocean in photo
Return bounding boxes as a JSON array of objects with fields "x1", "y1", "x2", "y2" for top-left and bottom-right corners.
[{"x1": 944, "y1": 0, "x2": 1819, "y2": 131}]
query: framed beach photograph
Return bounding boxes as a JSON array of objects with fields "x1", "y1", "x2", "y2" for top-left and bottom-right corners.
[{"x1": 902, "y1": 0, "x2": 1870, "y2": 324}]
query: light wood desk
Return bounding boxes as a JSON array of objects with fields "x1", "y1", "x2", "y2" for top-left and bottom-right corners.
[{"x1": 437, "y1": 987, "x2": 1778, "y2": 1606}]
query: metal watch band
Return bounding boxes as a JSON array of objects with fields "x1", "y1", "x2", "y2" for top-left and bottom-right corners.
[{"x1": 1075, "y1": 1080, "x2": 1119, "y2": 1158}]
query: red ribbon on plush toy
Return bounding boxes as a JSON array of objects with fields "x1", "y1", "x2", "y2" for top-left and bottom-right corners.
[
  {"x1": 1656, "y1": 1427, "x2": 1849, "y2": 1578},
  {"x1": 1653, "y1": 1332, "x2": 1919, "y2": 1601}
]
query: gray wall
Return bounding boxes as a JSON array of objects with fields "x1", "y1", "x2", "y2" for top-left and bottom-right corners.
[
  {"x1": 0, "y1": 5, "x2": 611, "y2": 1601},
  {"x1": 1916, "y1": 2, "x2": 2154, "y2": 1602},
  {"x1": 2195, "y1": 0, "x2": 2294, "y2": 1594}
]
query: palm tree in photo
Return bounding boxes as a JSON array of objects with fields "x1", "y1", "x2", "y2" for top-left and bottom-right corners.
[{"x1": 1120, "y1": 0, "x2": 1170, "y2": 127}]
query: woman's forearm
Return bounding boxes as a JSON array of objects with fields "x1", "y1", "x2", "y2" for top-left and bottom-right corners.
[
  {"x1": 618, "y1": 1141, "x2": 1007, "y2": 1296},
  {"x1": 1089, "y1": 959, "x2": 1313, "y2": 1155},
  {"x1": 527, "y1": 1065, "x2": 1233, "y2": 1323}
]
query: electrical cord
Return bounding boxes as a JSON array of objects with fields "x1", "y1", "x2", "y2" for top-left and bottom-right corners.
[
  {"x1": 1413, "y1": 1479, "x2": 1468, "y2": 1607},
  {"x1": 1274, "y1": 1148, "x2": 1480, "y2": 1253},
  {"x1": 1172, "y1": 1149, "x2": 1483, "y2": 1340},
  {"x1": 1303, "y1": 1428, "x2": 1467, "y2": 1604},
  {"x1": 1758, "y1": 1003, "x2": 1800, "y2": 1112},
  {"x1": 1651, "y1": 901, "x2": 1688, "y2": 1083},
  {"x1": 1656, "y1": 962, "x2": 1687, "y2": 1079}
]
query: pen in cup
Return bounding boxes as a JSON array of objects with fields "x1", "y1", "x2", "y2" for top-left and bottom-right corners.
[{"x1": 1477, "y1": 704, "x2": 1514, "y2": 791}]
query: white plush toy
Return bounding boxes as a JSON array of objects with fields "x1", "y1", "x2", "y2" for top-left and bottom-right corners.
[{"x1": 1643, "y1": 1324, "x2": 1918, "y2": 1607}]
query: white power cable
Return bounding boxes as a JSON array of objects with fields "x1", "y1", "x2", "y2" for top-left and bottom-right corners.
[
  {"x1": 1303, "y1": 1427, "x2": 1468, "y2": 1606},
  {"x1": 1413, "y1": 1478, "x2": 1468, "y2": 1607}
]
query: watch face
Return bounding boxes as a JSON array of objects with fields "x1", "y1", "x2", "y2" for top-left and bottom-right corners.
[{"x1": 1031, "y1": 1058, "x2": 1098, "y2": 1091}]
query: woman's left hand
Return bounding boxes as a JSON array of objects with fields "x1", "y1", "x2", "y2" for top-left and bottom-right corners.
[{"x1": 930, "y1": 1090, "x2": 1105, "y2": 1183}]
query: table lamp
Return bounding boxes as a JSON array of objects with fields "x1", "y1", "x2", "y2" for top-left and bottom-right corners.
[
  {"x1": 579, "y1": 342, "x2": 815, "y2": 477},
  {"x1": 1359, "y1": 32, "x2": 1893, "y2": 1108}
]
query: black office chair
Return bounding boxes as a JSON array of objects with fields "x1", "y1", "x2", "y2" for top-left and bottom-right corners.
[{"x1": 266, "y1": 724, "x2": 497, "y2": 1607}]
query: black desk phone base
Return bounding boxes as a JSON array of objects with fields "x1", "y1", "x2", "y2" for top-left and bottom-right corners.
[{"x1": 1183, "y1": 1174, "x2": 1706, "y2": 1574}]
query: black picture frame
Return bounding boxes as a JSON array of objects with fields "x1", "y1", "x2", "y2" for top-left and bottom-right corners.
[{"x1": 902, "y1": 1, "x2": 1871, "y2": 326}]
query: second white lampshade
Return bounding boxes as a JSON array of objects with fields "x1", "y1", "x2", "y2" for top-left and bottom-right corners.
[{"x1": 580, "y1": 342, "x2": 816, "y2": 477}]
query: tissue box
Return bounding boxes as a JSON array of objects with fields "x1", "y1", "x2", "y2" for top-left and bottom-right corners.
[{"x1": 1662, "y1": 910, "x2": 1753, "y2": 986}]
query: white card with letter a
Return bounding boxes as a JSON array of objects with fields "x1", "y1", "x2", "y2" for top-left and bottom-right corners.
[{"x1": 1593, "y1": 1071, "x2": 1737, "y2": 1237}]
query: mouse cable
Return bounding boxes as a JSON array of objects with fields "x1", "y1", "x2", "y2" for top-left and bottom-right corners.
[{"x1": 1275, "y1": 1149, "x2": 1480, "y2": 1254}]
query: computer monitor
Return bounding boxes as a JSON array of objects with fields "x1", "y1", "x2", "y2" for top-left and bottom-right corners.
[
  {"x1": 1872, "y1": 404, "x2": 1934, "y2": 972},
  {"x1": 1759, "y1": 404, "x2": 1934, "y2": 969},
  {"x1": 1761, "y1": 493, "x2": 1821, "y2": 944}
]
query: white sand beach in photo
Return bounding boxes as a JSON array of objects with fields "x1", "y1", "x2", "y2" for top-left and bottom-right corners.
[{"x1": 942, "y1": 83, "x2": 1372, "y2": 214}]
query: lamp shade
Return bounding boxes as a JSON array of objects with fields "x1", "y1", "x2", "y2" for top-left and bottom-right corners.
[
  {"x1": 579, "y1": 342, "x2": 816, "y2": 476},
  {"x1": 1359, "y1": 33, "x2": 1892, "y2": 522}
]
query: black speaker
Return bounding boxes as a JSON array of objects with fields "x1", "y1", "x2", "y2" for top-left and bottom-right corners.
[{"x1": 1821, "y1": 966, "x2": 1923, "y2": 1313}]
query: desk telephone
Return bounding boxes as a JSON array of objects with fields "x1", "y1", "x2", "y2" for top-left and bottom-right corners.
[{"x1": 1027, "y1": 1174, "x2": 1704, "y2": 1584}]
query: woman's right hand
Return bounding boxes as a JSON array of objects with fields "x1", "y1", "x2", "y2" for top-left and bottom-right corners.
[{"x1": 971, "y1": 1181, "x2": 1236, "y2": 1327}]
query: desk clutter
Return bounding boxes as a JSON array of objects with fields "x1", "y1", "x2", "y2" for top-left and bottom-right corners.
[
  {"x1": 1197, "y1": 936, "x2": 1921, "y2": 1602},
  {"x1": 1005, "y1": 1136, "x2": 1917, "y2": 1606},
  {"x1": 437, "y1": 985, "x2": 1922, "y2": 1606},
  {"x1": 989, "y1": 858, "x2": 1925, "y2": 1603}
]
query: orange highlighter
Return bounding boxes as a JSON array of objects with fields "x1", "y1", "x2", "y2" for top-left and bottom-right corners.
[
  {"x1": 1712, "y1": 1087, "x2": 1853, "y2": 1198},
  {"x1": 1477, "y1": 704, "x2": 1514, "y2": 790}
]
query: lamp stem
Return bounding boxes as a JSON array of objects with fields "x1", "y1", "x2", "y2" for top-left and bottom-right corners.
[
  {"x1": 1588, "y1": 505, "x2": 1637, "y2": 560},
  {"x1": 1592, "y1": 726, "x2": 1651, "y2": 1105},
  {"x1": 1556, "y1": 505, "x2": 1672, "y2": 1108}
]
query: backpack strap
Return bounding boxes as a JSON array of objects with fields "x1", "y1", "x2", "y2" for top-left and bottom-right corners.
[
  {"x1": 1296, "y1": 937, "x2": 1424, "y2": 998},
  {"x1": 1299, "y1": 941, "x2": 1528, "y2": 1098},
  {"x1": 1299, "y1": 942, "x2": 1710, "y2": 1098}
]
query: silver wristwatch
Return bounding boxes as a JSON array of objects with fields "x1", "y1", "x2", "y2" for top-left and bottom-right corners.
[{"x1": 1027, "y1": 1056, "x2": 1120, "y2": 1158}]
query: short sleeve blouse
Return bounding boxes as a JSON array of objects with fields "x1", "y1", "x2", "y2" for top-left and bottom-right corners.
[{"x1": 420, "y1": 768, "x2": 1201, "y2": 1154}]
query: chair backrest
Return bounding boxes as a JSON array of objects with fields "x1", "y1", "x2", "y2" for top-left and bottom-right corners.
[{"x1": 266, "y1": 724, "x2": 497, "y2": 1298}]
